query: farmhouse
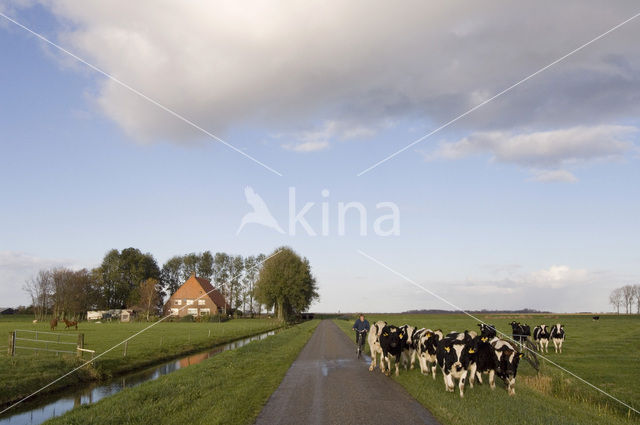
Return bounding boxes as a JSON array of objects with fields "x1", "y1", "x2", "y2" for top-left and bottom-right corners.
[{"x1": 164, "y1": 274, "x2": 229, "y2": 317}]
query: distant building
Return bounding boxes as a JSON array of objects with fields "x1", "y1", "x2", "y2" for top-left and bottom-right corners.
[
  {"x1": 0, "y1": 307, "x2": 15, "y2": 315},
  {"x1": 163, "y1": 274, "x2": 229, "y2": 317}
]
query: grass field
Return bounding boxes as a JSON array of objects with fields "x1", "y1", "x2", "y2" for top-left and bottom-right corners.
[
  {"x1": 334, "y1": 314, "x2": 640, "y2": 425},
  {"x1": 0, "y1": 314, "x2": 283, "y2": 406},
  {"x1": 43, "y1": 319, "x2": 319, "y2": 425}
]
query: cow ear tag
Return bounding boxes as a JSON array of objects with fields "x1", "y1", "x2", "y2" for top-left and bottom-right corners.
[
  {"x1": 383, "y1": 333, "x2": 388, "y2": 336},
  {"x1": 399, "y1": 333, "x2": 403, "y2": 338},
  {"x1": 444, "y1": 346, "x2": 450, "y2": 352},
  {"x1": 468, "y1": 348, "x2": 475, "y2": 354},
  {"x1": 519, "y1": 353, "x2": 524, "y2": 358},
  {"x1": 481, "y1": 337, "x2": 488, "y2": 342}
]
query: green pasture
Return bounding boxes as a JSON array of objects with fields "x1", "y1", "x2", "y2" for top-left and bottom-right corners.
[
  {"x1": 335, "y1": 313, "x2": 640, "y2": 425},
  {"x1": 0, "y1": 314, "x2": 282, "y2": 406}
]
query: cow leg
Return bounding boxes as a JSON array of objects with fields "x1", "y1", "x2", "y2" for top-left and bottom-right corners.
[
  {"x1": 410, "y1": 350, "x2": 416, "y2": 369},
  {"x1": 508, "y1": 378, "x2": 516, "y2": 396},
  {"x1": 559, "y1": 340, "x2": 563, "y2": 353},
  {"x1": 431, "y1": 362, "x2": 437, "y2": 380},
  {"x1": 395, "y1": 355, "x2": 400, "y2": 376},
  {"x1": 369, "y1": 349, "x2": 376, "y2": 371},
  {"x1": 475, "y1": 371, "x2": 483, "y2": 384},
  {"x1": 489, "y1": 370, "x2": 496, "y2": 390},
  {"x1": 459, "y1": 371, "x2": 467, "y2": 398},
  {"x1": 443, "y1": 373, "x2": 454, "y2": 392},
  {"x1": 468, "y1": 363, "x2": 477, "y2": 388}
]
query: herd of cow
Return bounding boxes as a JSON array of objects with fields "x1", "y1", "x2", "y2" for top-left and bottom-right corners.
[{"x1": 366, "y1": 320, "x2": 566, "y2": 398}]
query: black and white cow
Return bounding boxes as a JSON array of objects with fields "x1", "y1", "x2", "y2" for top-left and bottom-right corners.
[
  {"x1": 417, "y1": 329, "x2": 443, "y2": 379},
  {"x1": 445, "y1": 330, "x2": 477, "y2": 344},
  {"x1": 436, "y1": 335, "x2": 474, "y2": 397},
  {"x1": 510, "y1": 321, "x2": 531, "y2": 343},
  {"x1": 379, "y1": 325, "x2": 405, "y2": 376},
  {"x1": 407, "y1": 327, "x2": 429, "y2": 370},
  {"x1": 491, "y1": 338, "x2": 523, "y2": 395},
  {"x1": 533, "y1": 324, "x2": 550, "y2": 353},
  {"x1": 466, "y1": 336, "x2": 497, "y2": 390},
  {"x1": 367, "y1": 320, "x2": 387, "y2": 372},
  {"x1": 549, "y1": 323, "x2": 565, "y2": 353},
  {"x1": 398, "y1": 324, "x2": 416, "y2": 369},
  {"x1": 477, "y1": 323, "x2": 497, "y2": 339}
]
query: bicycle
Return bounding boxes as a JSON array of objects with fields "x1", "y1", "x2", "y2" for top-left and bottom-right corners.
[{"x1": 355, "y1": 329, "x2": 367, "y2": 359}]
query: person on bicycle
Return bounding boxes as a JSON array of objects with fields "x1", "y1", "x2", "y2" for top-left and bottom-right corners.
[{"x1": 352, "y1": 314, "x2": 370, "y2": 353}]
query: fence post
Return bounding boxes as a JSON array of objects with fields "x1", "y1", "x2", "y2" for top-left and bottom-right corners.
[
  {"x1": 8, "y1": 331, "x2": 15, "y2": 356},
  {"x1": 123, "y1": 340, "x2": 128, "y2": 357},
  {"x1": 77, "y1": 333, "x2": 84, "y2": 358}
]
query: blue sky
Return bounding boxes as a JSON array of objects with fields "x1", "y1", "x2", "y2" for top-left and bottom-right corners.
[{"x1": 1, "y1": 1, "x2": 639, "y2": 313}]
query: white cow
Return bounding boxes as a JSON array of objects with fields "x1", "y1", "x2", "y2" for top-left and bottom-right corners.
[
  {"x1": 417, "y1": 329, "x2": 443, "y2": 379},
  {"x1": 367, "y1": 320, "x2": 387, "y2": 372},
  {"x1": 550, "y1": 323, "x2": 565, "y2": 353}
]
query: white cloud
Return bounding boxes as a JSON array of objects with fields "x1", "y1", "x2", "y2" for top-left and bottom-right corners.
[
  {"x1": 10, "y1": 1, "x2": 640, "y2": 143},
  {"x1": 282, "y1": 140, "x2": 329, "y2": 152},
  {"x1": 279, "y1": 120, "x2": 376, "y2": 152},
  {"x1": 526, "y1": 265, "x2": 590, "y2": 289},
  {"x1": 429, "y1": 125, "x2": 638, "y2": 181}
]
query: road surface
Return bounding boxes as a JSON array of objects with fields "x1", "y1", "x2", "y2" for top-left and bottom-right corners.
[{"x1": 254, "y1": 320, "x2": 440, "y2": 425}]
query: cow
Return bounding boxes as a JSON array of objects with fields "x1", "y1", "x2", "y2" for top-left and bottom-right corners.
[
  {"x1": 398, "y1": 324, "x2": 416, "y2": 369},
  {"x1": 477, "y1": 323, "x2": 497, "y2": 339},
  {"x1": 417, "y1": 329, "x2": 443, "y2": 379},
  {"x1": 367, "y1": 320, "x2": 387, "y2": 372},
  {"x1": 491, "y1": 338, "x2": 523, "y2": 395},
  {"x1": 50, "y1": 318, "x2": 58, "y2": 331},
  {"x1": 379, "y1": 325, "x2": 405, "y2": 376},
  {"x1": 436, "y1": 335, "x2": 473, "y2": 397},
  {"x1": 592, "y1": 316, "x2": 600, "y2": 321},
  {"x1": 466, "y1": 335, "x2": 497, "y2": 390},
  {"x1": 407, "y1": 327, "x2": 429, "y2": 370},
  {"x1": 533, "y1": 324, "x2": 550, "y2": 353},
  {"x1": 510, "y1": 321, "x2": 531, "y2": 343},
  {"x1": 446, "y1": 330, "x2": 477, "y2": 344},
  {"x1": 549, "y1": 323, "x2": 565, "y2": 353},
  {"x1": 63, "y1": 319, "x2": 78, "y2": 330}
]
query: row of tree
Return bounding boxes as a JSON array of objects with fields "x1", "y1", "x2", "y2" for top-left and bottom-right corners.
[
  {"x1": 23, "y1": 246, "x2": 319, "y2": 322},
  {"x1": 609, "y1": 285, "x2": 640, "y2": 314}
]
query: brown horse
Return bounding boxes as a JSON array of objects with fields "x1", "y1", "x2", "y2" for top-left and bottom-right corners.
[
  {"x1": 50, "y1": 318, "x2": 58, "y2": 331},
  {"x1": 63, "y1": 319, "x2": 78, "y2": 330}
]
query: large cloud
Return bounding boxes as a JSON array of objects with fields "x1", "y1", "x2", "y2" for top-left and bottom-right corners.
[{"x1": 9, "y1": 1, "x2": 640, "y2": 145}]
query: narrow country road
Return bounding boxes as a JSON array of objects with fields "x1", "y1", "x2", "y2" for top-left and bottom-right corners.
[{"x1": 254, "y1": 320, "x2": 440, "y2": 425}]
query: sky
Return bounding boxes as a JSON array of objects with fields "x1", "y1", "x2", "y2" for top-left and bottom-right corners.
[{"x1": 1, "y1": 1, "x2": 639, "y2": 313}]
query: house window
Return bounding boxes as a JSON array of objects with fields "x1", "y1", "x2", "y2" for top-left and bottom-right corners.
[
  {"x1": 198, "y1": 299, "x2": 205, "y2": 305},
  {"x1": 187, "y1": 308, "x2": 198, "y2": 316},
  {"x1": 174, "y1": 299, "x2": 182, "y2": 306},
  {"x1": 170, "y1": 308, "x2": 179, "y2": 316},
  {"x1": 186, "y1": 299, "x2": 195, "y2": 305},
  {"x1": 199, "y1": 308, "x2": 210, "y2": 316}
]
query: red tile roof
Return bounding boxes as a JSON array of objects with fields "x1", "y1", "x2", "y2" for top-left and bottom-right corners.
[{"x1": 195, "y1": 276, "x2": 230, "y2": 311}]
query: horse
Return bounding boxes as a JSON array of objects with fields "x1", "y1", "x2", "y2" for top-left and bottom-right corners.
[
  {"x1": 50, "y1": 318, "x2": 58, "y2": 331},
  {"x1": 63, "y1": 319, "x2": 78, "y2": 330}
]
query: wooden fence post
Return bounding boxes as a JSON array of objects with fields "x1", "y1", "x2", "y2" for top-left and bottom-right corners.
[
  {"x1": 8, "y1": 331, "x2": 15, "y2": 356},
  {"x1": 123, "y1": 340, "x2": 128, "y2": 357},
  {"x1": 77, "y1": 333, "x2": 85, "y2": 357}
]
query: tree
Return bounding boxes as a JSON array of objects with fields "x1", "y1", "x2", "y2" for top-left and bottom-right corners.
[
  {"x1": 254, "y1": 247, "x2": 318, "y2": 322},
  {"x1": 213, "y1": 252, "x2": 231, "y2": 314},
  {"x1": 95, "y1": 248, "x2": 160, "y2": 308},
  {"x1": 23, "y1": 270, "x2": 53, "y2": 321},
  {"x1": 243, "y1": 254, "x2": 265, "y2": 317},
  {"x1": 609, "y1": 288, "x2": 623, "y2": 314},
  {"x1": 138, "y1": 278, "x2": 161, "y2": 320},
  {"x1": 161, "y1": 256, "x2": 184, "y2": 296},
  {"x1": 622, "y1": 285, "x2": 635, "y2": 314},
  {"x1": 634, "y1": 284, "x2": 640, "y2": 314},
  {"x1": 198, "y1": 251, "x2": 214, "y2": 281}
]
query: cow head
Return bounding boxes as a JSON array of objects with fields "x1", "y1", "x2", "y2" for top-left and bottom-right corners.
[
  {"x1": 492, "y1": 339, "x2": 522, "y2": 394},
  {"x1": 477, "y1": 323, "x2": 497, "y2": 341},
  {"x1": 381, "y1": 326, "x2": 402, "y2": 349}
]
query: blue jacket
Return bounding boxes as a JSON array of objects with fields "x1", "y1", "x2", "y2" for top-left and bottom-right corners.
[{"x1": 353, "y1": 318, "x2": 370, "y2": 332}]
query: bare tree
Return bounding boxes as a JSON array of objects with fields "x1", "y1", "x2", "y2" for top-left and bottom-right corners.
[
  {"x1": 622, "y1": 285, "x2": 635, "y2": 314},
  {"x1": 23, "y1": 270, "x2": 53, "y2": 321},
  {"x1": 634, "y1": 284, "x2": 640, "y2": 314},
  {"x1": 609, "y1": 287, "x2": 623, "y2": 314}
]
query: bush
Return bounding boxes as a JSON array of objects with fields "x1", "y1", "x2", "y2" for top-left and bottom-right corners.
[
  {"x1": 206, "y1": 314, "x2": 230, "y2": 323},
  {"x1": 180, "y1": 314, "x2": 195, "y2": 322}
]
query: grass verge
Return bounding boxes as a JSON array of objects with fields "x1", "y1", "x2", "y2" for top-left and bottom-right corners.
[
  {"x1": 334, "y1": 314, "x2": 639, "y2": 425},
  {"x1": 43, "y1": 319, "x2": 319, "y2": 425}
]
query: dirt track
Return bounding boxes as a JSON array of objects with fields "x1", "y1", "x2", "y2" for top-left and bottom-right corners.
[{"x1": 254, "y1": 320, "x2": 440, "y2": 425}]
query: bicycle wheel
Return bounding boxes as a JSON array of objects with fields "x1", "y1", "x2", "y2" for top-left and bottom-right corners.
[{"x1": 523, "y1": 340, "x2": 539, "y2": 371}]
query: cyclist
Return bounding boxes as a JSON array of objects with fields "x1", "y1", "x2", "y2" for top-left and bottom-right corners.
[{"x1": 352, "y1": 313, "x2": 370, "y2": 357}]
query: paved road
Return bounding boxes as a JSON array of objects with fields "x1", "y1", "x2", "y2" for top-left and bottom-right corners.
[{"x1": 254, "y1": 320, "x2": 440, "y2": 425}]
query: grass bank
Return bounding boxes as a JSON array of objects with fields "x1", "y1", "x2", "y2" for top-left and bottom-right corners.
[
  {"x1": 44, "y1": 319, "x2": 319, "y2": 425},
  {"x1": 0, "y1": 315, "x2": 282, "y2": 406},
  {"x1": 334, "y1": 314, "x2": 639, "y2": 425}
]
